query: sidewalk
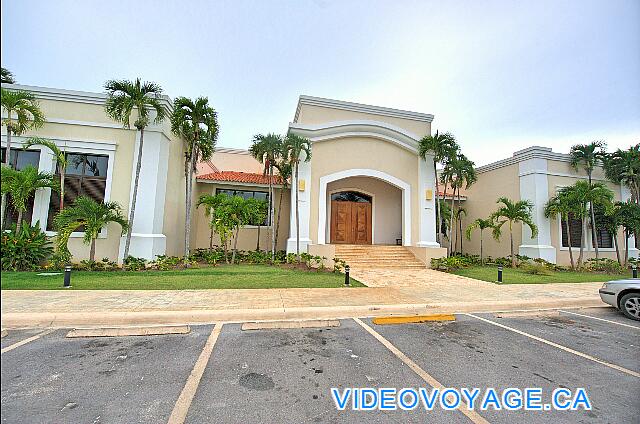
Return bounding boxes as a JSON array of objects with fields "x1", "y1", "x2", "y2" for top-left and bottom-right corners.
[{"x1": 1, "y1": 269, "x2": 606, "y2": 328}]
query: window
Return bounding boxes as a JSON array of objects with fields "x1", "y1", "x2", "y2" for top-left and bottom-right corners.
[
  {"x1": 46, "y1": 153, "x2": 109, "y2": 230},
  {"x1": 215, "y1": 188, "x2": 271, "y2": 225},
  {"x1": 561, "y1": 214, "x2": 582, "y2": 248},
  {"x1": 1, "y1": 147, "x2": 40, "y2": 227},
  {"x1": 331, "y1": 191, "x2": 372, "y2": 203},
  {"x1": 592, "y1": 206, "x2": 613, "y2": 249}
]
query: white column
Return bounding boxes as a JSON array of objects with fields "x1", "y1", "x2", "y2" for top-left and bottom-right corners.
[
  {"x1": 119, "y1": 128, "x2": 170, "y2": 260},
  {"x1": 518, "y1": 157, "x2": 556, "y2": 263},
  {"x1": 32, "y1": 146, "x2": 57, "y2": 231},
  {"x1": 417, "y1": 155, "x2": 439, "y2": 247},
  {"x1": 287, "y1": 151, "x2": 312, "y2": 253},
  {"x1": 621, "y1": 185, "x2": 639, "y2": 258}
]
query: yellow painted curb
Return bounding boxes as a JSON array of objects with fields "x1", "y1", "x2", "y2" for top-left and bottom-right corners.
[{"x1": 372, "y1": 314, "x2": 456, "y2": 325}]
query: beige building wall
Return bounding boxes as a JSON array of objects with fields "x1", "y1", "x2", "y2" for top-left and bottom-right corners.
[
  {"x1": 206, "y1": 147, "x2": 264, "y2": 174},
  {"x1": 459, "y1": 163, "x2": 521, "y2": 259},
  {"x1": 326, "y1": 176, "x2": 402, "y2": 245},
  {"x1": 191, "y1": 182, "x2": 291, "y2": 252}
]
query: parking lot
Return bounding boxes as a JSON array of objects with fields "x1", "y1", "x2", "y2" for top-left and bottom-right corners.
[{"x1": 2, "y1": 307, "x2": 639, "y2": 423}]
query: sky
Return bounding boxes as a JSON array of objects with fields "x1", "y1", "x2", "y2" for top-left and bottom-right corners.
[{"x1": 1, "y1": 0, "x2": 639, "y2": 166}]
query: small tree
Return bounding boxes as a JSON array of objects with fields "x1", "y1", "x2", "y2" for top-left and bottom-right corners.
[
  {"x1": 545, "y1": 193, "x2": 577, "y2": 269},
  {"x1": 197, "y1": 193, "x2": 228, "y2": 250},
  {"x1": 1, "y1": 67, "x2": 16, "y2": 84},
  {"x1": 273, "y1": 159, "x2": 292, "y2": 249},
  {"x1": 604, "y1": 144, "x2": 640, "y2": 205},
  {"x1": 1, "y1": 88, "x2": 46, "y2": 229},
  {"x1": 54, "y1": 196, "x2": 129, "y2": 262},
  {"x1": 23, "y1": 137, "x2": 67, "y2": 211},
  {"x1": 465, "y1": 218, "x2": 497, "y2": 265},
  {"x1": 491, "y1": 197, "x2": 538, "y2": 268},
  {"x1": 245, "y1": 197, "x2": 268, "y2": 251},
  {"x1": 283, "y1": 133, "x2": 312, "y2": 261},
  {"x1": 104, "y1": 78, "x2": 168, "y2": 259},
  {"x1": 617, "y1": 200, "x2": 640, "y2": 266},
  {"x1": 0, "y1": 165, "x2": 58, "y2": 233}
]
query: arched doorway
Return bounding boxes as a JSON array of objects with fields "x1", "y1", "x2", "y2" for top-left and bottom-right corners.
[{"x1": 330, "y1": 191, "x2": 372, "y2": 244}]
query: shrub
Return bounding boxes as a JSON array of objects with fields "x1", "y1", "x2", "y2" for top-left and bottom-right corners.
[
  {"x1": 123, "y1": 256, "x2": 147, "y2": 271},
  {"x1": 333, "y1": 257, "x2": 347, "y2": 273},
  {"x1": 246, "y1": 250, "x2": 271, "y2": 264},
  {"x1": 78, "y1": 258, "x2": 119, "y2": 271},
  {"x1": 585, "y1": 258, "x2": 623, "y2": 274},
  {"x1": 430, "y1": 256, "x2": 470, "y2": 271},
  {"x1": 520, "y1": 261, "x2": 552, "y2": 275},
  {"x1": 1, "y1": 221, "x2": 53, "y2": 271},
  {"x1": 149, "y1": 255, "x2": 185, "y2": 270}
]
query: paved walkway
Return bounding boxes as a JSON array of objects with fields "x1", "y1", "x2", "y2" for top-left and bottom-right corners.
[{"x1": 1, "y1": 268, "x2": 605, "y2": 327}]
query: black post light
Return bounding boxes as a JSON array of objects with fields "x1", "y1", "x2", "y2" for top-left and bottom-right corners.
[
  {"x1": 344, "y1": 265, "x2": 351, "y2": 287},
  {"x1": 497, "y1": 266, "x2": 503, "y2": 283},
  {"x1": 64, "y1": 265, "x2": 72, "y2": 288}
]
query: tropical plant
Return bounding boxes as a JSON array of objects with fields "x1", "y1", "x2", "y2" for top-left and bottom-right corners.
[
  {"x1": 22, "y1": 137, "x2": 68, "y2": 210},
  {"x1": 53, "y1": 196, "x2": 129, "y2": 262},
  {"x1": 442, "y1": 153, "x2": 476, "y2": 255},
  {"x1": 283, "y1": 133, "x2": 312, "y2": 261},
  {"x1": 245, "y1": 197, "x2": 269, "y2": 251},
  {"x1": 438, "y1": 199, "x2": 451, "y2": 239},
  {"x1": 197, "y1": 193, "x2": 228, "y2": 249},
  {"x1": 465, "y1": 218, "x2": 497, "y2": 264},
  {"x1": 0, "y1": 165, "x2": 58, "y2": 232},
  {"x1": 249, "y1": 133, "x2": 283, "y2": 256},
  {"x1": 597, "y1": 202, "x2": 623, "y2": 265},
  {"x1": 418, "y1": 131, "x2": 458, "y2": 245},
  {"x1": 273, "y1": 158, "x2": 292, "y2": 248},
  {"x1": 491, "y1": 197, "x2": 538, "y2": 268},
  {"x1": 1, "y1": 88, "x2": 45, "y2": 229},
  {"x1": 454, "y1": 207, "x2": 467, "y2": 253},
  {"x1": 104, "y1": 78, "x2": 168, "y2": 259},
  {"x1": 603, "y1": 144, "x2": 640, "y2": 204},
  {"x1": 544, "y1": 192, "x2": 577, "y2": 269},
  {"x1": 1, "y1": 67, "x2": 16, "y2": 84},
  {"x1": 223, "y1": 196, "x2": 251, "y2": 265},
  {"x1": 617, "y1": 200, "x2": 640, "y2": 266},
  {"x1": 1, "y1": 221, "x2": 53, "y2": 271},
  {"x1": 570, "y1": 141, "x2": 607, "y2": 258},
  {"x1": 171, "y1": 96, "x2": 218, "y2": 263}
]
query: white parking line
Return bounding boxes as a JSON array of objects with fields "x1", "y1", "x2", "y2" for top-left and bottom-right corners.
[
  {"x1": 1, "y1": 329, "x2": 55, "y2": 354},
  {"x1": 167, "y1": 323, "x2": 224, "y2": 424},
  {"x1": 464, "y1": 313, "x2": 640, "y2": 378},
  {"x1": 353, "y1": 318, "x2": 490, "y2": 424},
  {"x1": 559, "y1": 310, "x2": 640, "y2": 330}
]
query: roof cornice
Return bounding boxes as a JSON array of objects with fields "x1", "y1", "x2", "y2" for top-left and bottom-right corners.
[
  {"x1": 477, "y1": 146, "x2": 584, "y2": 174},
  {"x1": 295, "y1": 95, "x2": 434, "y2": 123}
]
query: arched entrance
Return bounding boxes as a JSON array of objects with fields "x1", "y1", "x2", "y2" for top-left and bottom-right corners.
[{"x1": 330, "y1": 191, "x2": 372, "y2": 244}]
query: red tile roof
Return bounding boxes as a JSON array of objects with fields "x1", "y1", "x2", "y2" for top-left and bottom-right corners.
[{"x1": 197, "y1": 171, "x2": 283, "y2": 185}]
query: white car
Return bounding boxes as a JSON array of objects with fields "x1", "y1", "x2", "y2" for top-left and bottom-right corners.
[{"x1": 599, "y1": 279, "x2": 640, "y2": 321}]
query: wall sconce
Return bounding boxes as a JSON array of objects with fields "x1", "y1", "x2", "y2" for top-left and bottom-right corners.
[
  {"x1": 298, "y1": 179, "x2": 306, "y2": 191},
  {"x1": 425, "y1": 189, "x2": 433, "y2": 200}
]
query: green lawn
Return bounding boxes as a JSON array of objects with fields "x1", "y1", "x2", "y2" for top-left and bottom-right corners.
[
  {"x1": 0, "y1": 265, "x2": 363, "y2": 290},
  {"x1": 453, "y1": 265, "x2": 626, "y2": 284}
]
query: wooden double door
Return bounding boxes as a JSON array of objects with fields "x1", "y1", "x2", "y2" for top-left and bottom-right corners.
[{"x1": 330, "y1": 200, "x2": 372, "y2": 244}]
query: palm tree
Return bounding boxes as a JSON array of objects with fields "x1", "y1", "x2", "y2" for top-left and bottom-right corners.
[
  {"x1": 598, "y1": 202, "x2": 623, "y2": 265},
  {"x1": 273, "y1": 159, "x2": 292, "y2": 249},
  {"x1": 617, "y1": 200, "x2": 640, "y2": 265},
  {"x1": 22, "y1": 137, "x2": 67, "y2": 211},
  {"x1": 245, "y1": 197, "x2": 268, "y2": 251},
  {"x1": 544, "y1": 193, "x2": 577, "y2": 269},
  {"x1": 1, "y1": 67, "x2": 16, "y2": 84},
  {"x1": 1, "y1": 88, "x2": 45, "y2": 229},
  {"x1": 104, "y1": 78, "x2": 168, "y2": 259},
  {"x1": 491, "y1": 197, "x2": 538, "y2": 268},
  {"x1": 197, "y1": 193, "x2": 228, "y2": 250},
  {"x1": 465, "y1": 218, "x2": 496, "y2": 264},
  {"x1": 418, "y1": 131, "x2": 458, "y2": 245},
  {"x1": 604, "y1": 144, "x2": 639, "y2": 204},
  {"x1": 570, "y1": 141, "x2": 607, "y2": 258},
  {"x1": 0, "y1": 165, "x2": 58, "y2": 233},
  {"x1": 171, "y1": 96, "x2": 218, "y2": 263},
  {"x1": 454, "y1": 207, "x2": 466, "y2": 253},
  {"x1": 443, "y1": 154, "x2": 476, "y2": 255},
  {"x1": 249, "y1": 133, "x2": 283, "y2": 257},
  {"x1": 54, "y1": 196, "x2": 129, "y2": 262},
  {"x1": 283, "y1": 133, "x2": 312, "y2": 261}
]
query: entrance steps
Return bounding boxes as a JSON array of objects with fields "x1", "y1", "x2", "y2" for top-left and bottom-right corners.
[{"x1": 334, "y1": 245, "x2": 426, "y2": 269}]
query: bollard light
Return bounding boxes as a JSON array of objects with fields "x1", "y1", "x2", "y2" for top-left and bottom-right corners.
[
  {"x1": 64, "y1": 265, "x2": 72, "y2": 288},
  {"x1": 497, "y1": 266, "x2": 503, "y2": 283},
  {"x1": 344, "y1": 265, "x2": 351, "y2": 287},
  {"x1": 633, "y1": 265, "x2": 638, "y2": 279}
]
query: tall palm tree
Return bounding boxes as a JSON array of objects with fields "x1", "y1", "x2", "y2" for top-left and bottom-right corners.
[
  {"x1": 604, "y1": 144, "x2": 639, "y2": 204},
  {"x1": 570, "y1": 141, "x2": 607, "y2": 258},
  {"x1": 1, "y1": 67, "x2": 16, "y2": 84},
  {"x1": 22, "y1": 137, "x2": 67, "y2": 210},
  {"x1": 418, "y1": 131, "x2": 458, "y2": 245},
  {"x1": 454, "y1": 207, "x2": 466, "y2": 253},
  {"x1": 0, "y1": 165, "x2": 58, "y2": 233},
  {"x1": 54, "y1": 196, "x2": 129, "y2": 262},
  {"x1": 617, "y1": 200, "x2": 640, "y2": 265},
  {"x1": 1, "y1": 88, "x2": 45, "y2": 229},
  {"x1": 544, "y1": 192, "x2": 577, "y2": 269},
  {"x1": 443, "y1": 154, "x2": 476, "y2": 255},
  {"x1": 249, "y1": 133, "x2": 283, "y2": 257},
  {"x1": 491, "y1": 197, "x2": 538, "y2": 268},
  {"x1": 465, "y1": 217, "x2": 497, "y2": 265},
  {"x1": 273, "y1": 159, "x2": 292, "y2": 249},
  {"x1": 283, "y1": 133, "x2": 312, "y2": 261},
  {"x1": 598, "y1": 203, "x2": 623, "y2": 265},
  {"x1": 171, "y1": 96, "x2": 218, "y2": 262},
  {"x1": 104, "y1": 78, "x2": 168, "y2": 259},
  {"x1": 197, "y1": 193, "x2": 228, "y2": 250}
]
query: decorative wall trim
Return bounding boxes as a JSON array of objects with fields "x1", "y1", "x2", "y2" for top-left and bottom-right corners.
[
  {"x1": 477, "y1": 146, "x2": 577, "y2": 174},
  {"x1": 295, "y1": 95, "x2": 434, "y2": 123}
]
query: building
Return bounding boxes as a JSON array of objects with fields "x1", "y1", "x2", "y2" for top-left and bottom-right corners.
[{"x1": 2, "y1": 83, "x2": 637, "y2": 266}]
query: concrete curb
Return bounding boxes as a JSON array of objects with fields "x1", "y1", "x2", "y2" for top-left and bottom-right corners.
[{"x1": 0, "y1": 297, "x2": 605, "y2": 328}]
